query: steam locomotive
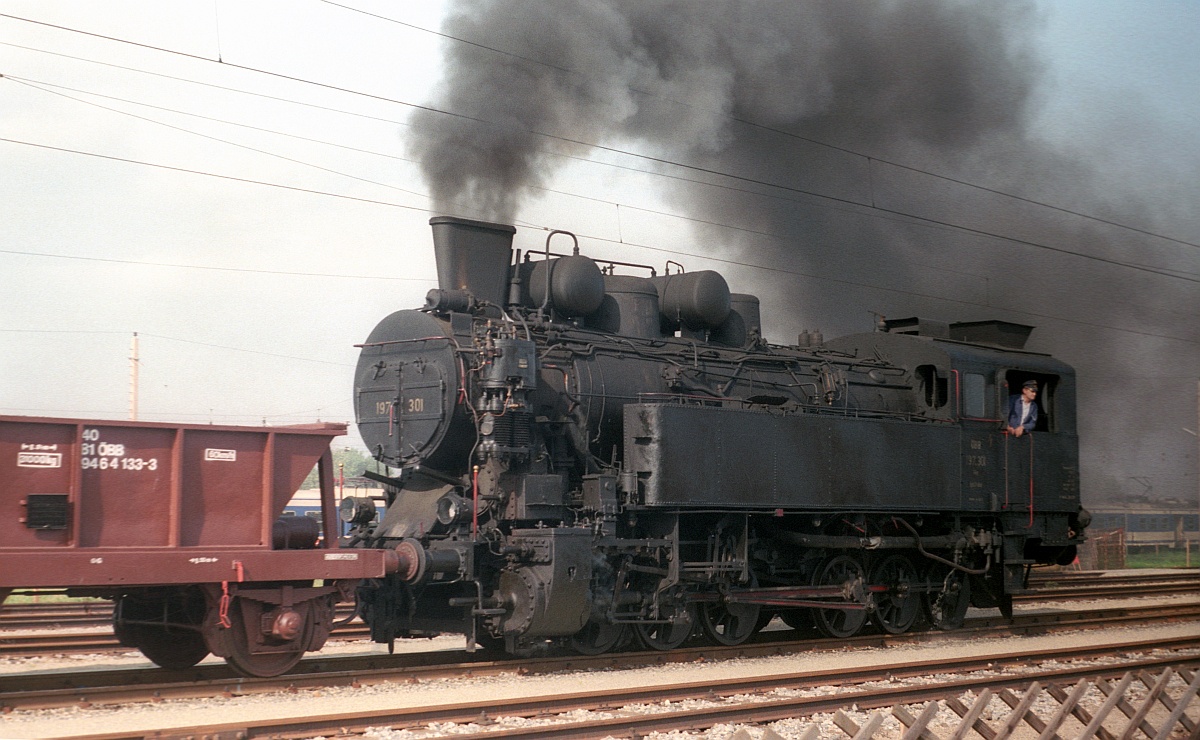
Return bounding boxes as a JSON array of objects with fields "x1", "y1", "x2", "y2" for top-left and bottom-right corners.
[{"x1": 346, "y1": 216, "x2": 1089, "y2": 654}]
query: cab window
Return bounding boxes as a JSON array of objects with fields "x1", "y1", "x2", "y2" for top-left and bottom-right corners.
[
  {"x1": 916, "y1": 365, "x2": 948, "y2": 409},
  {"x1": 963, "y1": 373, "x2": 987, "y2": 418},
  {"x1": 1004, "y1": 371, "x2": 1055, "y2": 432}
]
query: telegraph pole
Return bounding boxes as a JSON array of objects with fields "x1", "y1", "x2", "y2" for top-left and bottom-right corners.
[{"x1": 129, "y1": 332, "x2": 139, "y2": 421}]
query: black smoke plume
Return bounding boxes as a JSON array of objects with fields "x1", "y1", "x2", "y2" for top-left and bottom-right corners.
[
  {"x1": 410, "y1": 0, "x2": 1040, "y2": 222},
  {"x1": 409, "y1": 1, "x2": 1200, "y2": 508}
]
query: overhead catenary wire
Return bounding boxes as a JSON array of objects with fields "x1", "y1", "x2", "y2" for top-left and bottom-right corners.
[
  {"x1": 1, "y1": 10, "x2": 1198, "y2": 268},
  {"x1": 0, "y1": 71, "x2": 1049, "y2": 260},
  {"x1": 2, "y1": 8, "x2": 1190, "y2": 455},
  {"x1": 0, "y1": 244, "x2": 436, "y2": 282},
  {"x1": 0, "y1": 330, "x2": 357, "y2": 420},
  {"x1": 2, "y1": 75, "x2": 436, "y2": 201},
  {"x1": 318, "y1": 0, "x2": 1200, "y2": 255},
  {"x1": 1, "y1": 76, "x2": 1197, "y2": 349},
  {"x1": 5, "y1": 9, "x2": 1195, "y2": 256},
  {"x1": 0, "y1": 133, "x2": 1195, "y2": 345},
  {"x1": 0, "y1": 72, "x2": 626, "y2": 219},
  {"x1": 4, "y1": 69, "x2": 1195, "y2": 288},
  {"x1": 0, "y1": 13, "x2": 1196, "y2": 349},
  {"x1": 6, "y1": 71, "x2": 1198, "y2": 295},
  {"x1": 0, "y1": 405, "x2": 352, "y2": 423},
  {"x1": 0, "y1": 328, "x2": 353, "y2": 366}
]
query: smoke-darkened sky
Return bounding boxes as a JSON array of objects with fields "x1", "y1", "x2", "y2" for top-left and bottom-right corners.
[
  {"x1": 410, "y1": 0, "x2": 1200, "y2": 504},
  {"x1": 1, "y1": 1, "x2": 1197, "y2": 504}
]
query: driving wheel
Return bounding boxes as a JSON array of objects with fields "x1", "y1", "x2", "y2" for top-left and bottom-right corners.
[
  {"x1": 699, "y1": 597, "x2": 760, "y2": 646},
  {"x1": 870, "y1": 554, "x2": 920, "y2": 634},
  {"x1": 812, "y1": 555, "x2": 868, "y2": 639},
  {"x1": 698, "y1": 519, "x2": 762, "y2": 646},
  {"x1": 569, "y1": 619, "x2": 628, "y2": 655},
  {"x1": 634, "y1": 603, "x2": 695, "y2": 651},
  {"x1": 922, "y1": 562, "x2": 971, "y2": 631}
]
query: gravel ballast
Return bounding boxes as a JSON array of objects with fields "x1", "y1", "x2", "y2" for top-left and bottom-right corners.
[{"x1": 1, "y1": 595, "x2": 1198, "y2": 739}]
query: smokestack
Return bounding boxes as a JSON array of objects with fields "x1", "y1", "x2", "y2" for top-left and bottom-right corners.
[{"x1": 429, "y1": 216, "x2": 517, "y2": 308}]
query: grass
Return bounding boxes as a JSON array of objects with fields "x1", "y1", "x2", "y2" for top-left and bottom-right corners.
[{"x1": 1124, "y1": 548, "x2": 1200, "y2": 569}]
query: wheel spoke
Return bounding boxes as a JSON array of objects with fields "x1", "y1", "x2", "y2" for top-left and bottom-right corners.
[
  {"x1": 699, "y1": 599, "x2": 760, "y2": 646},
  {"x1": 870, "y1": 554, "x2": 920, "y2": 635},
  {"x1": 634, "y1": 604, "x2": 695, "y2": 650},
  {"x1": 922, "y1": 562, "x2": 971, "y2": 631},
  {"x1": 812, "y1": 555, "x2": 867, "y2": 639},
  {"x1": 569, "y1": 620, "x2": 628, "y2": 655}
]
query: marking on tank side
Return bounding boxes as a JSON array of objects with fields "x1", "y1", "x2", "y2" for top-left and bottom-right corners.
[{"x1": 17, "y1": 451, "x2": 62, "y2": 468}]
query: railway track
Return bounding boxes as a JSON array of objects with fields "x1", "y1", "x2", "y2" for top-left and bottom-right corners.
[
  {"x1": 15, "y1": 634, "x2": 1200, "y2": 740},
  {"x1": 0, "y1": 601, "x2": 114, "y2": 630},
  {"x1": 1, "y1": 569, "x2": 1195, "y2": 657},
  {"x1": 2, "y1": 600, "x2": 1198, "y2": 711},
  {"x1": 1, "y1": 567, "x2": 1195, "y2": 632},
  {"x1": 1023, "y1": 568, "x2": 1200, "y2": 600},
  {"x1": 0, "y1": 601, "x2": 361, "y2": 631},
  {"x1": 0, "y1": 622, "x2": 371, "y2": 657}
]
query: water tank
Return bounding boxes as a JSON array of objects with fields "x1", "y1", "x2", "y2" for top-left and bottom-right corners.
[
  {"x1": 712, "y1": 293, "x2": 761, "y2": 347},
  {"x1": 650, "y1": 271, "x2": 731, "y2": 332},
  {"x1": 587, "y1": 275, "x2": 662, "y2": 338},
  {"x1": 528, "y1": 256, "x2": 605, "y2": 317}
]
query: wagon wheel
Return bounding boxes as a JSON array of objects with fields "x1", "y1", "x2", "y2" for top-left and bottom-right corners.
[
  {"x1": 699, "y1": 597, "x2": 760, "y2": 646},
  {"x1": 870, "y1": 554, "x2": 920, "y2": 635},
  {"x1": 812, "y1": 555, "x2": 868, "y2": 639},
  {"x1": 133, "y1": 624, "x2": 210, "y2": 670},
  {"x1": 217, "y1": 597, "x2": 307, "y2": 678},
  {"x1": 113, "y1": 588, "x2": 210, "y2": 670},
  {"x1": 568, "y1": 619, "x2": 629, "y2": 655},
  {"x1": 634, "y1": 602, "x2": 696, "y2": 651},
  {"x1": 922, "y1": 562, "x2": 971, "y2": 631}
]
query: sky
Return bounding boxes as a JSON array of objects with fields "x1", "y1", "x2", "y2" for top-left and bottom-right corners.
[{"x1": 1, "y1": 1, "x2": 1197, "y2": 506}]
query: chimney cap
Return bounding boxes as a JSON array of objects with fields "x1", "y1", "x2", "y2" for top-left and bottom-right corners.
[{"x1": 429, "y1": 215, "x2": 516, "y2": 234}]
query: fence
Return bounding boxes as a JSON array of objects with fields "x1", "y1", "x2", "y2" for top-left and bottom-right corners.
[
  {"x1": 1078, "y1": 528, "x2": 1127, "y2": 571},
  {"x1": 740, "y1": 666, "x2": 1200, "y2": 739}
]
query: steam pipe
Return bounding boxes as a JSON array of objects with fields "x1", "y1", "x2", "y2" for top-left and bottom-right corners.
[
  {"x1": 539, "y1": 230, "x2": 579, "y2": 319},
  {"x1": 776, "y1": 531, "x2": 966, "y2": 550},
  {"x1": 893, "y1": 518, "x2": 991, "y2": 575}
]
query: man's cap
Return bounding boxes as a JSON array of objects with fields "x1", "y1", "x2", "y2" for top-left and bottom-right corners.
[{"x1": 1023, "y1": 379, "x2": 1038, "y2": 389}]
